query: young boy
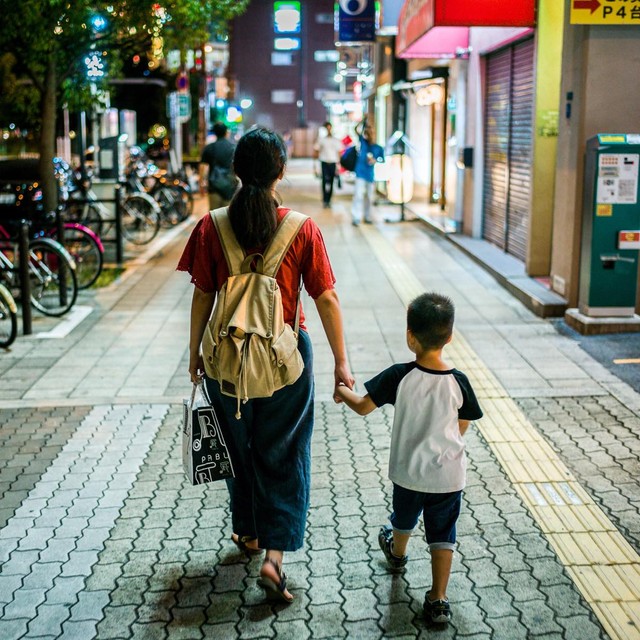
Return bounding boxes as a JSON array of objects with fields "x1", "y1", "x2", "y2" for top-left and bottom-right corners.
[{"x1": 334, "y1": 292, "x2": 482, "y2": 625}]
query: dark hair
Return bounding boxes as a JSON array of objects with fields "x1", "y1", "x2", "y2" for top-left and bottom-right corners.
[
  {"x1": 212, "y1": 122, "x2": 227, "y2": 138},
  {"x1": 407, "y1": 292, "x2": 454, "y2": 351},
  {"x1": 228, "y1": 127, "x2": 287, "y2": 249}
]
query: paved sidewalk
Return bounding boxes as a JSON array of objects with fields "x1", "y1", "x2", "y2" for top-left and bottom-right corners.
[{"x1": 1, "y1": 160, "x2": 639, "y2": 638}]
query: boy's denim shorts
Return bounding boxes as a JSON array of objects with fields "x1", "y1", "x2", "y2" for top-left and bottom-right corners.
[{"x1": 389, "y1": 483, "x2": 462, "y2": 552}]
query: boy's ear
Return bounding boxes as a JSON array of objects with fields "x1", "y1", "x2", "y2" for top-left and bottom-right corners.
[{"x1": 445, "y1": 333, "x2": 453, "y2": 345}]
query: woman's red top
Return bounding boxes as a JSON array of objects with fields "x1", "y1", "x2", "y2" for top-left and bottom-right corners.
[{"x1": 177, "y1": 207, "x2": 336, "y2": 330}]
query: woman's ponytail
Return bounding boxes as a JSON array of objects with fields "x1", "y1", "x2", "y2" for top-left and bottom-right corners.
[{"x1": 228, "y1": 127, "x2": 287, "y2": 249}]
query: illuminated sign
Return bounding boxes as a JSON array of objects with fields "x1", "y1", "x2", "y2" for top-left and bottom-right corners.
[
  {"x1": 274, "y1": 1, "x2": 301, "y2": 33},
  {"x1": 274, "y1": 37, "x2": 300, "y2": 51},
  {"x1": 85, "y1": 53, "x2": 105, "y2": 78},
  {"x1": 396, "y1": 0, "x2": 535, "y2": 57},
  {"x1": 337, "y1": 0, "x2": 376, "y2": 42}
]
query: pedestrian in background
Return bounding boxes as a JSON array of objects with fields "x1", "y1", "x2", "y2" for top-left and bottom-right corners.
[
  {"x1": 314, "y1": 122, "x2": 342, "y2": 208},
  {"x1": 179, "y1": 127, "x2": 354, "y2": 604},
  {"x1": 334, "y1": 292, "x2": 482, "y2": 625},
  {"x1": 199, "y1": 122, "x2": 237, "y2": 210},
  {"x1": 351, "y1": 118, "x2": 384, "y2": 226}
]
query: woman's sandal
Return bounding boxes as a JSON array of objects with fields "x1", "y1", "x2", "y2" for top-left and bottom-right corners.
[
  {"x1": 231, "y1": 534, "x2": 263, "y2": 556},
  {"x1": 257, "y1": 558, "x2": 294, "y2": 604}
]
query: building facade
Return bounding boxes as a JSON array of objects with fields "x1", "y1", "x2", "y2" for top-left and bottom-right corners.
[
  {"x1": 228, "y1": 0, "x2": 338, "y2": 141},
  {"x1": 391, "y1": 0, "x2": 640, "y2": 320}
]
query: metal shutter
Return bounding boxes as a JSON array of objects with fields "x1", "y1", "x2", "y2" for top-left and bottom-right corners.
[{"x1": 483, "y1": 38, "x2": 535, "y2": 261}]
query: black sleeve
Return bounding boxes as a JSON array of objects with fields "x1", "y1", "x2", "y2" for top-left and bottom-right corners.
[
  {"x1": 364, "y1": 363, "x2": 415, "y2": 407},
  {"x1": 201, "y1": 144, "x2": 212, "y2": 165},
  {"x1": 452, "y1": 370, "x2": 483, "y2": 420}
]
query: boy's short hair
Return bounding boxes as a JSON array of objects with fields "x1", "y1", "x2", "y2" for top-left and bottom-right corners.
[{"x1": 407, "y1": 292, "x2": 455, "y2": 351}]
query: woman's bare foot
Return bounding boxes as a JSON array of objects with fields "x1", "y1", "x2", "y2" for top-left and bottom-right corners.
[
  {"x1": 258, "y1": 556, "x2": 293, "y2": 603},
  {"x1": 231, "y1": 533, "x2": 262, "y2": 555}
]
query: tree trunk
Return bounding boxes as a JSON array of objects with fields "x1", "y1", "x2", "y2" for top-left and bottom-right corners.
[{"x1": 39, "y1": 56, "x2": 57, "y2": 211}]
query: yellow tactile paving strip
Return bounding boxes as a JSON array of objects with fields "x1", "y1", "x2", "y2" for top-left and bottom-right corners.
[{"x1": 362, "y1": 226, "x2": 640, "y2": 640}]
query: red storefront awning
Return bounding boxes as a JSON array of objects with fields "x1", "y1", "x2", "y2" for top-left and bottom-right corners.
[{"x1": 396, "y1": 0, "x2": 536, "y2": 58}]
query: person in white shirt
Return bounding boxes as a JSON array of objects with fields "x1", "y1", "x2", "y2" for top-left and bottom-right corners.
[
  {"x1": 314, "y1": 122, "x2": 343, "y2": 207},
  {"x1": 334, "y1": 292, "x2": 483, "y2": 626}
]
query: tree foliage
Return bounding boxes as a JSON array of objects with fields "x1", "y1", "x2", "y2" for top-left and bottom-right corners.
[{"x1": 0, "y1": 0, "x2": 248, "y2": 206}]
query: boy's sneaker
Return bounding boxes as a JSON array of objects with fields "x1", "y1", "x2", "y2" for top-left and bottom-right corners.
[
  {"x1": 423, "y1": 593, "x2": 452, "y2": 624},
  {"x1": 378, "y1": 526, "x2": 408, "y2": 571}
]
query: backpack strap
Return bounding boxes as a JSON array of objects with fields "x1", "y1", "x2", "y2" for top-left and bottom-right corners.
[
  {"x1": 210, "y1": 207, "x2": 245, "y2": 275},
  {"x1": 262, "y1": 210, "x2": 309, "y2": 277},
  {"x1": 211, "y1": 208, "x2": 309, "y2": 278}
]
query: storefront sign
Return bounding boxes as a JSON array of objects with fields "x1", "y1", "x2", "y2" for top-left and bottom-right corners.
[
  {"x1": 396, "y1": 0, "x2": 535, "y2": 56},
  {"x1": 570, "y1": 0, "x2": 640, "y2": 25},
  {"x1": 337, "y1": 0, "x2": 376, "y2": 43}
]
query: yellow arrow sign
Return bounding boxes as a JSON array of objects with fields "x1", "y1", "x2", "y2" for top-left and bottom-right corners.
[{"x1": 570, "y1": 0, "x2": 640, "y2": 24}]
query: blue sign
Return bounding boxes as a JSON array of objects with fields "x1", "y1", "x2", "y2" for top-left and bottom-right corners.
[{"x1": 337, "y1": 0, "x2": 376, "y2": 42}]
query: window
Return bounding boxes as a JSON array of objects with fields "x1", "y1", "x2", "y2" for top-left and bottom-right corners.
[
  {"x1": 314, "y1": 50, "x2": 339, "y2": 63},
  {"x1": 271, "y1": 90, "x2": 296, "y2": 104},
  {"x1": 272, "y1": 52, "x2": 293, "y2": 65},
  {"x1": 315, "y1": 13, "x2": 333, "y2": 24}
]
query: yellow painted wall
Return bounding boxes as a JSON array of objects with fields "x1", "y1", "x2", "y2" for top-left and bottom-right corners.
[{"x1": 527, "y1": 0, "x2": 565, "y2": 276}]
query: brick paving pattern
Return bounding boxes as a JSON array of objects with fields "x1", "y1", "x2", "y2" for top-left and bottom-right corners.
[
  {"x1": 3, "y1": 165, "x2": 637, "y2": 638},
  {"x1": 517, "y1": 396, "x2": 640, "y2": 556},
  {"x1": 0, "y1": 401, "x2": 611, "y2": 639}
]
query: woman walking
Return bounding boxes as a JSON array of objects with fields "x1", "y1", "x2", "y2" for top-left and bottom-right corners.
[{"x1": 178, "y1": 127, "x2": 353, "y2": 603}]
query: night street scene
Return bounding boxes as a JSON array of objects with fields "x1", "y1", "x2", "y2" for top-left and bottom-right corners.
[{"x1": 1, "y1": 1, "x2": 640, "y2": 639}]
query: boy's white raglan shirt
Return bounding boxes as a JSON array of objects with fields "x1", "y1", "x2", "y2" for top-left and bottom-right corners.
[{"x1": 365, "y1": 363, "x2": 483, "y2": 493}]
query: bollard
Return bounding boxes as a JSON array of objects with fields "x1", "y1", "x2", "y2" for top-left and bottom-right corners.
[
  {"x1": 17, "y1": 221, "x2": 32, "y2": 335},
  {"x1": 55, "y1": 207, "x2": 68, "y2": 307},
  {"x1": 55, "y1": 205, "x2": 65, "y2": 245},
  {"x1": 114, "y1": 183, "x2": 123, "y2": 266}
]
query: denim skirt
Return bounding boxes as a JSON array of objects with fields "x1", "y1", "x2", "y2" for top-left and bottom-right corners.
[{"x1": 204, "y1": 329, "x2": 314, "y2": 551}]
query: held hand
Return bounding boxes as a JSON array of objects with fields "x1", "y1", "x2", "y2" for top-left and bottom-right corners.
[
  {"x1": 189, "y1": 354, "x2": 205, "y2": 384},
  {"x1": 334, "y1": 363, "x2": 355, "y2": 391},
  {"x1": 333, "y1": 381, "x2": 346, "y2": 404}
]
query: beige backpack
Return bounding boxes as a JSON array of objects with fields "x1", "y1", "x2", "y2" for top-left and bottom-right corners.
[{"x1": 201, "y1": 208, "x2": 308, "y2": 418}]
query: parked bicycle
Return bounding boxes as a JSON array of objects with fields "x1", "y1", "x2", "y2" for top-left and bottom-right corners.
[
  {"x1": 0, "y1": 221, "x2": 78, "y2": 317},
  {"x1": 33, "y1": 210, "x2": 104, "y2": 290},
  {"x1": 67, "y1": 164, "x2": 161, "y2": 245},
  {"x1": 0, "y1": 158, "x2": 103, "y2": 289},
  {"x1": 128, "y1": 147, "x2": 194, "y2": 227},
  {"x1": 0, "y1": 274, "x2": 18, "y2": 348}
]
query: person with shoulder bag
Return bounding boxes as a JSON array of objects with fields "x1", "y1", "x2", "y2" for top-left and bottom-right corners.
[
  {"x1": 351, "y1": 117, "x2": 384, "y2": 226},
  {"x1": 178, "y1": 127, "x2": 354, "y2": 604},
  {"x1": 199, "y1": 122, "x2": 238, "y2": 209}
]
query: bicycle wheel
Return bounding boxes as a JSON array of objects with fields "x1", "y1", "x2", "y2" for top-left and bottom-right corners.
[
  {"x1": 28, "y1": 238, "x2": 78, "y2": 317},
  {"x1": 156, "y1": 185, "x2": 192, "y2": 227},
  {"x1": 0, "y1": 283, "x2": 17, "y2": 348},
  {"x1": 67, "y1": 201, "x2": 104, "y2": 238},
  {"x1": 59, "y1": 226, "x2": 103, "y2": 289},
  {"x1": 121, "y1": 194, "x2": 160, "y2": 245}
]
